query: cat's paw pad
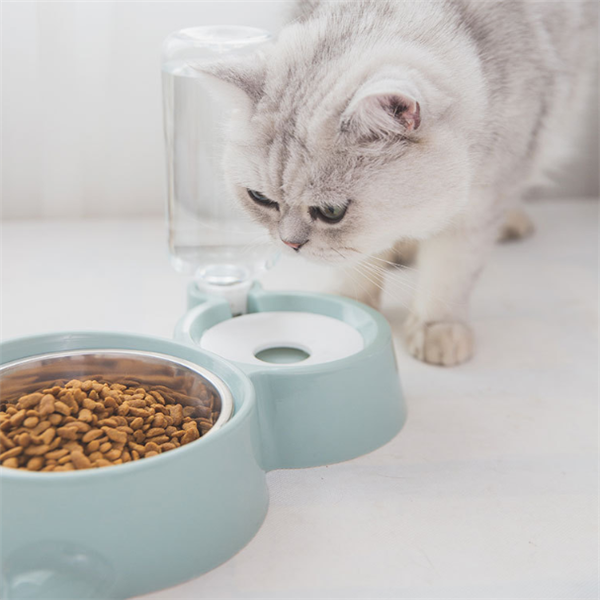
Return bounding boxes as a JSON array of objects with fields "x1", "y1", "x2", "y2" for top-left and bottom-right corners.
[
  {"x1": 404, "y1": 317, "x2": 474, "y2": 366},
  {"x1": 498, "y1": 208, "x2": 534, "y2": 242}
]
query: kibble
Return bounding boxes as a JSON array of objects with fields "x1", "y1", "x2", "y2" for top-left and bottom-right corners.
[{"x1": 0, "y1": 376, "x2": 220, "y2": 472}]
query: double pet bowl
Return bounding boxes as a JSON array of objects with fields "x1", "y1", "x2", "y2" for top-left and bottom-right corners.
[{"x1": 0, "y1": 286, "x2": 406, "y2": 599}]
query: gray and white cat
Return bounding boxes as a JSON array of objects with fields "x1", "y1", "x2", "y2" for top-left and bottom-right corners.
[{"x1": 199, "y1": 0, "x2": 597, "y2": 365}]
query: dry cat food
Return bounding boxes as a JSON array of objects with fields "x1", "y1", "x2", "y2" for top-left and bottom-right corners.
[{"x1": 0, "y1": 378, "x2": 219, "y2": 472}]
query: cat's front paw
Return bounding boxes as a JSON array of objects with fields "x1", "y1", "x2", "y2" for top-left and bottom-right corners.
[{"x1": 404, "y1": 316, "x2": 474, "y2": 366}]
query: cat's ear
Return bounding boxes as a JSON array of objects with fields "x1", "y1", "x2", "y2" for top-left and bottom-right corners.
[
  {"x1": 341, "y1": 79, "x2": 422, "y2": 139},
  {"x1": 190, "y1": 55, "x2": 267, "y2": 109}
]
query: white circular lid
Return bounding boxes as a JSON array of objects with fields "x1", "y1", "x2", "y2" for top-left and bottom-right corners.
[{"x1": 199, "y1": 312, "x2": 364, "y2": 367}]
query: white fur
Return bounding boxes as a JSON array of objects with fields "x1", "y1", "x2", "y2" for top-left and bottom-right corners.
[{"x1": 199, "y1": 0, "x2": 598, "y2": 365}]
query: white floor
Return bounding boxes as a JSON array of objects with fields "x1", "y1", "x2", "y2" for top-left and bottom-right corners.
[{"x1": 1, "y1": 199, "x2": 598, "y2": 599}]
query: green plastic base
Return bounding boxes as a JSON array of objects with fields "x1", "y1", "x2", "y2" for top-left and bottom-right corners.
[
  {"x1": 0, "y1": 333, "x2": 266, "y2": 600},
  {"x1": 0, "y1": 288, "x2": 406, "y2": 599},
  {"x1": 176, "y1": 283, "x2": 407, "y2": 470}
]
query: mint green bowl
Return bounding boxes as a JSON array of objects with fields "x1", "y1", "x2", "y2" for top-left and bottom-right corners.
[
  {"x1": 0, "y1": 290, "x2": 406, "y2": 599},
  {"x1": 176, "y1": 284, "x2": 407, "y2": 469},
  {"x1": 0, "y1": 333, "x2": 265, "y2": 600}
]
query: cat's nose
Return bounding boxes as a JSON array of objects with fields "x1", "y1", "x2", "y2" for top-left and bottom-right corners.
[{"x1": 282, "y1": 239, "x2": 307, "y2": 251}]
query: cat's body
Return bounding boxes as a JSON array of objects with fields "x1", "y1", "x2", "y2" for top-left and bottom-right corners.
[{"x1": 201, "y1": 0, "x2": 597, "y2": 365}]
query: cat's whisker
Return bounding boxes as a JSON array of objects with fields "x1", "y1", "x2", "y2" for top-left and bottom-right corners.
[
  {"x1": 361, "y1": 263, "x2": 417, "y2": 292},
  {"x1": 353, "y1": 262, "x2": 414, "y2": 313},
  {"x1": 332, "y1": 249, "x2": 377, "y2": 305},
  {"x1": 352, "y1": 262, "x2": 386, "y2": 294},
  {"x1": 357, "y1": 259, "x2": 463, "y2": 312},
  {"x1": 366, "y1": 254, "x2": 419, "y2": 274},
  {"x1": 345, "y1": 248, "x2": 420, "y2": 274},
  {"x1": 341, "y1": 263, "x2": 375, "y2": 306},
  {"x1": 350, "y1": 251, "x2": 451, "y2": 307},
  {"x1": 359, "y1": 259, "x2": 405, "y2": 277}
]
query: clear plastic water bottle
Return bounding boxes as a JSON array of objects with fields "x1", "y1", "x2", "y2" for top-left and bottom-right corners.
[{"x1": 162, "y1": 26, "x2": 278, "y2": 310}]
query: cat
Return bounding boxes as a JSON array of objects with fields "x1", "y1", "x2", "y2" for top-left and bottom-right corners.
[{"x1": 196, "y1": 0, "x2": 598, "y2": 366}]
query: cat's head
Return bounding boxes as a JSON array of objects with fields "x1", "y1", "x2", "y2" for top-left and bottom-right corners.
[{"x1": 196, "y1": 47, "x2": 471, "y2": 264}]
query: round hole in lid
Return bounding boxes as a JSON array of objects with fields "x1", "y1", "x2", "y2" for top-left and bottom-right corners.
[{"x1": 254, "y1": 346, "x2": 310, "y2": 364}]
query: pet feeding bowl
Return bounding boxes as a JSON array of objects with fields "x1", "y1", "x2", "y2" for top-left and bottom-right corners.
[
  {"x1": 0, "y1": 289, "x2": 406, "y2": 599},
  {"x1": 0, "y1": 24, "x2": 407, "y2": 599},
  {"x1": 0, "y1": 334, "x2": 261, "y2": 600}
]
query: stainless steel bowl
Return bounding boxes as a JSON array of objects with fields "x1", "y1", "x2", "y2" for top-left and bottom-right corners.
[{"x1": 0, "y1": 349, "x2": 234, "y2": 438}]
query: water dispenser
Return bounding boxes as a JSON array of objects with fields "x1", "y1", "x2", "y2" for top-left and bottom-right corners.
[{"x1": 162, "y1": 26, "x2": 278, "y2": 313}]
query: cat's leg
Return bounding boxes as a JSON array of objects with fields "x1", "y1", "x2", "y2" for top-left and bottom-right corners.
[
  {"x1": 404, "y1": 221, "x2": 497, "y2": 366},
  {"x1": 498, "y1": 206, "x2": 534, "y2": 242}
]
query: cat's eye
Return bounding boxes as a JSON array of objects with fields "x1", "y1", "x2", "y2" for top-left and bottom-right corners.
[
  {"x1": 247, "y1": 189, "x2": 278, "y2": 209},
  {"x1": 312, "y1": 203, "x2": 349, "y2": 224}
]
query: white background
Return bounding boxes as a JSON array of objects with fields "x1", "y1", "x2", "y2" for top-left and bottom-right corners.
[
  {"x1": 2, "y1": 1, "x2": 599, "y2": 220},
  {"x1": 2, "y1": 1, "x2": 289, "y2": 219}
]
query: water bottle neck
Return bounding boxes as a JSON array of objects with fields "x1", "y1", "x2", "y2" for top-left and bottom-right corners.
[{"x1": 194, "y1": 279, "x2": 253, "y2": 316}]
